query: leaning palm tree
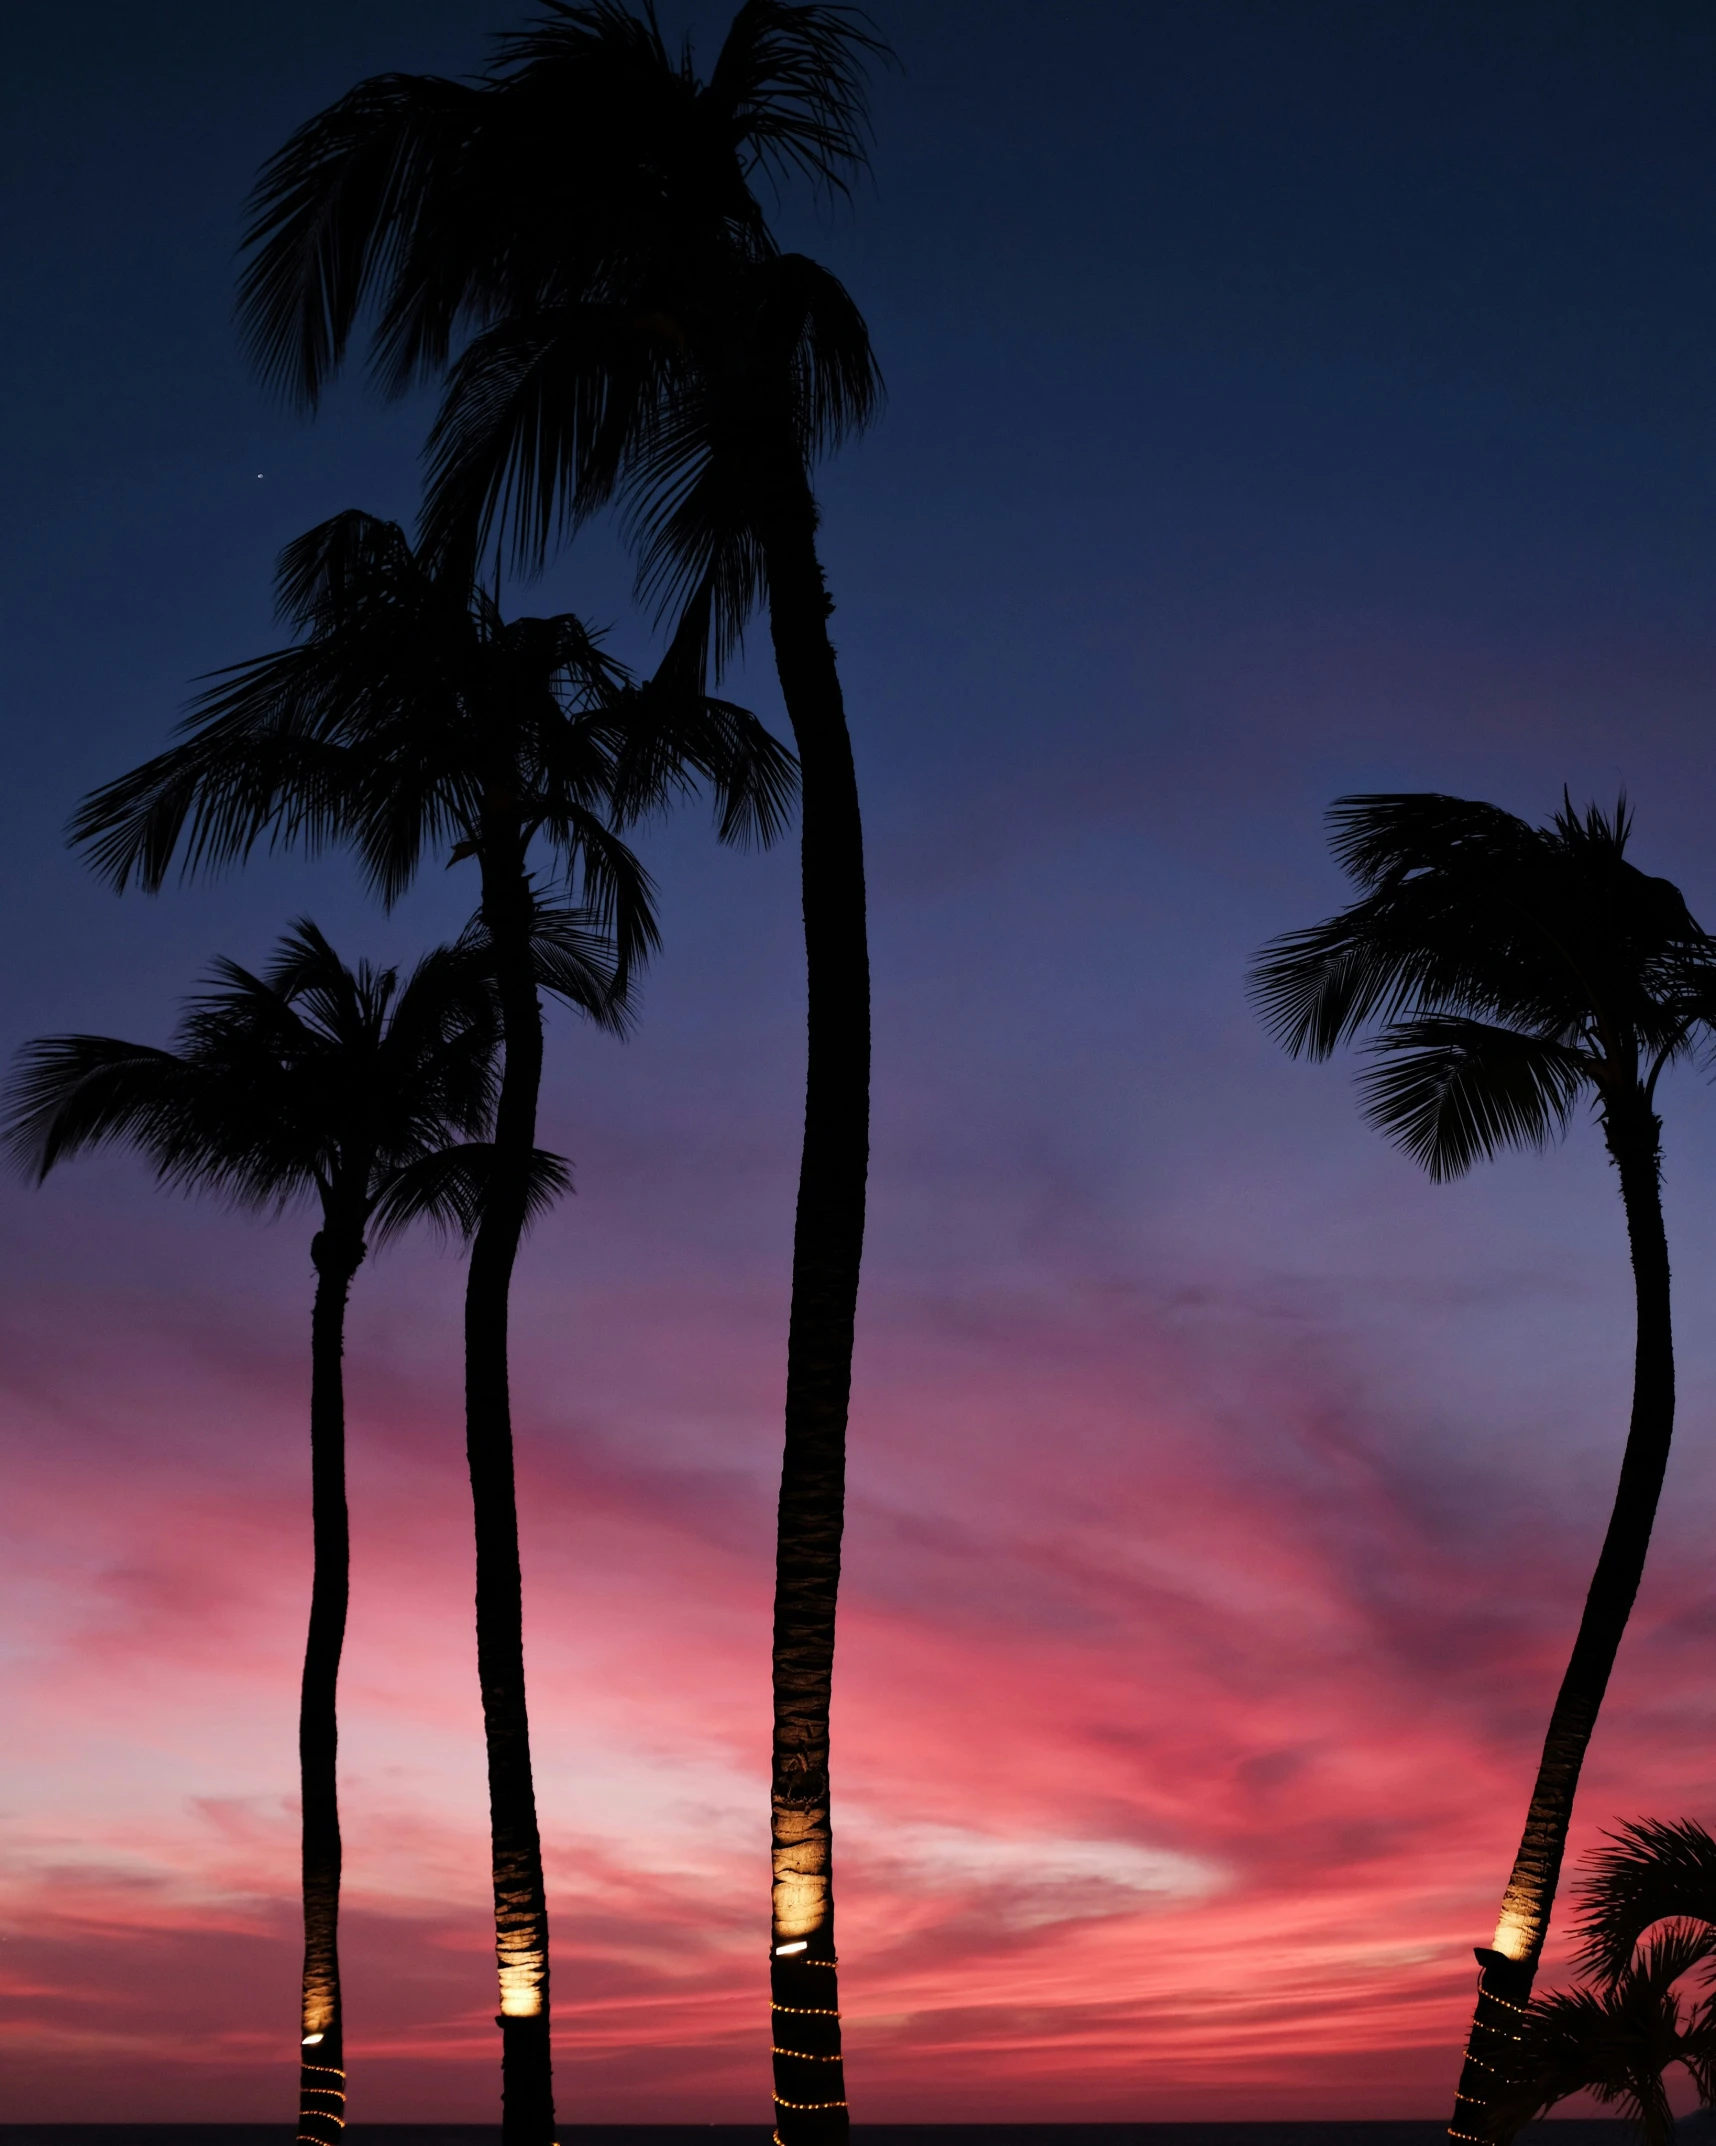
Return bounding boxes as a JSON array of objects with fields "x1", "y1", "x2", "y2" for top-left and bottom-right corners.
[
  {"x1": 69, "y1": 513, "x2": 789, "y2": 2143},
  {"x1": 1, "y1": 920, "x2": 532, "y2": 2146},
  {"x1": 1249, "y1": 793, "x2": 1716, "y2": 2146},
  {"x1": 233, "y1": 15, "x2": 890, "y2": 2129}
]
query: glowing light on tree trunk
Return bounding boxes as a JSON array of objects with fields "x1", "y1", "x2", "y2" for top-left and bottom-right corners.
[
  {"x1": 301, "y1": 1977, "x2": 337, "y2": 2037},
  {"x1": 771, "y1": 1820, "x2": 829, "y2": 1944},
  {"x1": 498, "y1": 1951, "x2": 545, "y2": 2017},
  {"x1": 775, "y1": 1941, "x2": 808, "y2": 1956},
  {"x1": 1491, "y1": 1906, "x2": 1534, "y2": 1961}
]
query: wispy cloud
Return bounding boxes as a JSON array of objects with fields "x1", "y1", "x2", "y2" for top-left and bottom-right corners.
[{"x1": 6, "y1": 1243, "x2": 1715, "y2": 2121}]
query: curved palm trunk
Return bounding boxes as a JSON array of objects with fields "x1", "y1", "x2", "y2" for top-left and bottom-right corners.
[
  {"x1": 1448, "y1": 1106, "x2": 1675, "y2": 2145},
  {"x1": 468, "y1": 854, "x2": 556, "y2": 2146},
  {"x1": 759, "y1": 473, "x2": 869, "y2": 2146},
  {"x1": 297, "y1": 1228, "x2": 362, "y2": 2146}
]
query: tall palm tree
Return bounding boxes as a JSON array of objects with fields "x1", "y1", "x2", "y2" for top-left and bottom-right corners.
[
  {"x1": 232, "y1": 16, "x2": 889, "y2": 2130},
  {"x1": 69, "y1": 513, "x2": 789, "y2": 2143},
  {"x1": 1249, "y1": 793, "x2": 1716, "y2": 2146},
  {"x1": 1, "y1": 920, "x2": 530, "y2": 2146}
]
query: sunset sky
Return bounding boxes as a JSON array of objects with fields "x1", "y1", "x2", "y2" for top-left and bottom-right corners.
[{"x1": 5, "y1": 0, "x2": 1716, "y2": 2124}]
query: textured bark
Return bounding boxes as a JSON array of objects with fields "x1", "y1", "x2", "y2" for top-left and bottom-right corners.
[
  {"x1": 1447, "y1": 1104, "x2": 1675, "y2": 2144},
  {"x1": 297, "y1": 1229, "x2": 361, "y2": 2146},
  {"x1": 469, "y1": 849, "x2": 556, "y2": 2146},
  {"x1": 760, "y1": 471, "x2": 868, "y2": 2146}
]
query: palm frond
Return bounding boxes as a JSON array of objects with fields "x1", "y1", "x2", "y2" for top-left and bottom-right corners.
[
  {"x1": 1358, "y1": 1017, "x2": 1589, "y2": 1181},
  {"x1": 68, "y1": 684, "x2": 363, "y2": 893},
  {"x1": 237, "y1": 71, "x2": 484, "y2": 408},
  {"x1": 608, "y1": 673, "x2": 797, "y2": 847},
  {"x1": 619, "y1": 251, "x2": 881, "y2": 665},
  {"x1": 1678, "y1": 1990, "x2": 1716, "y2": 2112},
  {"x1": 8, "y1": 921, "x2": 510, "y2": 1251},
  {"x1": 1484, "y1": 1974, "x2": 1689, "y2": 2146},
  {"x1": 1575, "y1": 1820, "x2": 1716, "y2": 1987},
  {"x1": 4, "y1": 1036, "x2": 209, "y2": 1184},
  {"x1": 541, "y1": 804, "x2": 661, "y2": 977},
  {"x1": 74, "y1": 514, "x2": 676, "y2": 940},
  {"x1": 458, "y1": 897, "x2": 634, "y2": 1032},
  {"x1": 420, "y1": 305, "x2": 659, "y2": 572},
  {"x1": 703, "y1": 2, "x2": 892, "y2": 200},
  {"x1": 527, "y1": 905, "x2": 632, "y2": 1030},
  {"x1": 3, "y1": 1029, "x2": 315, "y2": 1214},
  {"x1": 368, "y1": 1140, "x2": 572, "y2": 1243},
  {"x1": 1249, "y1": 914, "x2": 1439, "y2": 1059},
  {"x1": 274, "y1": 508, "x2": 423, "y2": 626},
  {"x1": 1324, "y1": 792, "x2": 1539, "y2": 891}
]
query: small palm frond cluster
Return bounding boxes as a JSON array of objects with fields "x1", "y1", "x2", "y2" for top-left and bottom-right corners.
[
  {"x1": 71, "y1": 511, "x2": 794, "y2": 932},
  {"x1": 7, "y1": 921, "x2": 488, "y2": 1223},
  {"x1": 1250, "y1": 792, "x2": 1716, "y2": 1180},
  {"x1": 1, "y1": 918, "x2": 576, "y2": 1248},
  {"x1": 1482, "y1": 1822, "x2": 1716, "y2": 2144}
]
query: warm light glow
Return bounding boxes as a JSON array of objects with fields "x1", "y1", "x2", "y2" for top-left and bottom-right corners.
[
  {"x1": 772, "y1": 1867, "x2": 827, "y2": 1941},
  {"x1": 301, "y1": 2033, "x2": 323, "y2": 2047},
  {"x1": 775, "y1": 1940, "x2": 808, "y2": 1956},
  {"x1": 1491, "y1": 1907, "x2": 1533, "y2": 1962},
  {"x1": 497, "y1": 1956, "x2": 544, "y2": 2018}
]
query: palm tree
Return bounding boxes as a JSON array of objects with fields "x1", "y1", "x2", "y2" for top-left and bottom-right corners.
[
  {"x1": 1480, "y1": 1821, "x2": 1716, "y2": 2141},
  {"x1": 1483, "y1": 1925, "x2": 1716, "y2": 2145},
  {"x1": 1249, "y1": 793, "x2": 1716, "y2": 2146},
  {"x1": 232, "y1": 15, "x2": 890, "y2": 2130},
  {"x1": 69, "y1": 513, "x2": 789, "y2": 2143},
  {"x1": 1, "y1": 919, "x2": 531, "y2": 2146}
]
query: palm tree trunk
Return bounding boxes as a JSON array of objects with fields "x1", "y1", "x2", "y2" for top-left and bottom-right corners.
[
  {"x1": 469, "y1": 855, "x2": 556, "y2": 2146},
  {"x1": 759, "y1": 474, "x2": 869, "y2": 2146},
  {"x1": 298, "y1": 1229, "x2": 362, "y2": 2146},
  {"x1": 1448, "y1": 1105, "x2": 1675, "y2": 2144}
]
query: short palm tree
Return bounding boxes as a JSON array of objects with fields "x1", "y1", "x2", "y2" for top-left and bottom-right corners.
[
  {"x1": 2, "y1": 919, "x2": 528, "y2": 2146},
  {"x1": 69, "y1": 513, "x2": 788, "y2": 2141},
  {"x1": 232, "y1": 16, "x2": 890, "y2": 2129},
  {"x1": 1483, "y1": 1821, "x2": 1716, "y2": 2141},
  {"x1": 1249, "y1": 793, "x2": 1716, "y2": 2145},
  {"x1": 1483, "y1": 1925, "x2": 1716, "y2": 2144}
]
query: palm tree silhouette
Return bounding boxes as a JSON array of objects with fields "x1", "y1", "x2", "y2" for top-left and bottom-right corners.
[
  {"x1": 1484, "y1": 1925, "x2": 1716, "y2": 2144},
  {"x1": 2, "y1": 919, "x2": 534, "y2": 2146},
  {"x1": 1250, "y1": 793, "x2": 1716, "y2": 2146},
  {"x1": 70, "y1": 513, "x2": 789, "y2": 2141},
  {"x1": 231, "y1": 17, "x2": 890, "y2": 2127},
  {"x1": 1480, "y1": 1821, "x2": 1716, "y2": 2141}
]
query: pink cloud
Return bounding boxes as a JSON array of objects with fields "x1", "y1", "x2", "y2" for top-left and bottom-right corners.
[{"x1": 7, "y1": 1247, "x2": 1716, "y2": 2123}]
